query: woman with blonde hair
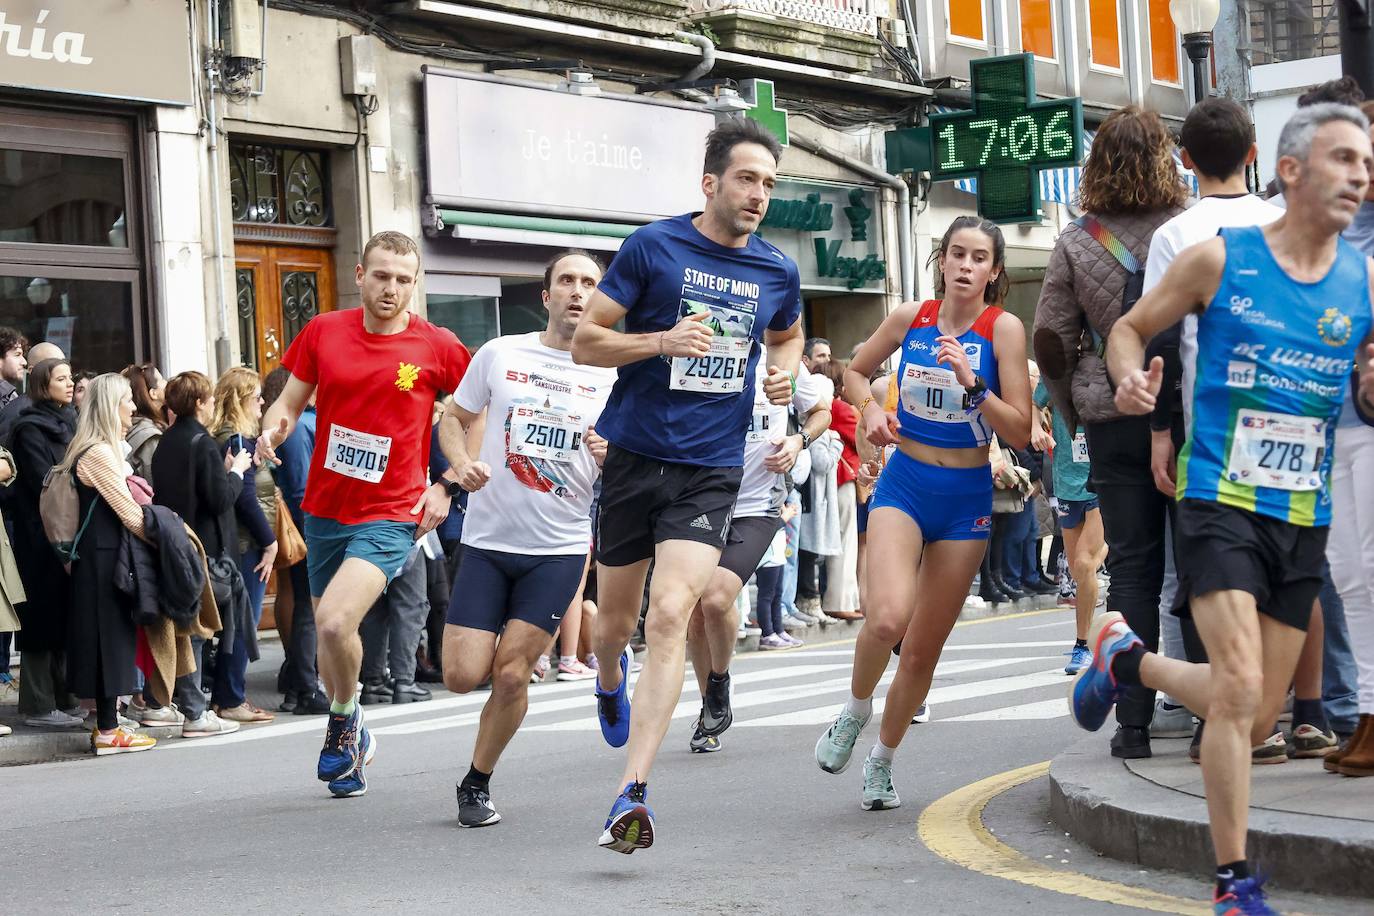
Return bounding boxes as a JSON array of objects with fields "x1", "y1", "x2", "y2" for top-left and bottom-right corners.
[
  {"x1": 208, "y1": 366, "x2": 277, "y2": 723},
  {"x1": 1032, "y1": 105, "x2": 1187, "y2": 760},
  {"x1": 56, "y1": 373, "x2": 156, "y2": 754}
]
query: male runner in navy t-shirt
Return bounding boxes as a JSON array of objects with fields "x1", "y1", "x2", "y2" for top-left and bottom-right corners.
[{"x1": 571, "y1": 118, "x2": 804, "y2": 853}]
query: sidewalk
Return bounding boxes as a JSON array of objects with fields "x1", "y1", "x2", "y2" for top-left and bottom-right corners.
[
  {"x1": 1050, "y1": 733, "x2": 1374, "y2": 898},
  {"x1": 0, "y1": 591, "x2": 1059, "y2": 767}
]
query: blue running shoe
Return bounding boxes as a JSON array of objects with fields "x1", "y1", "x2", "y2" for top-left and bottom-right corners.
[
  {"x1": 327, "y1": 723, "x2": 376, "y2": 798},
  {"x1": 598, "y1": 781, "x2": 654, "y2": 854},
  {"x1": 1070, "y1": 612, "x2": 1142, "y2": 733},
  {"x1": 1064, "y1": 643, "x2": 1093, "y2": 675},
  {"x1": 595, "y1": 646, "x2": 634, "y2": 748},
  {"x1": 318, "y1": 704, "x2": 365, "y2": 782},
  {"x1": 1213, "y1": 875, "x2": 1277, "y2": 915}
]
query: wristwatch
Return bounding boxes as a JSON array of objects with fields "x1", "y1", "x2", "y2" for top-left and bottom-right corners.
[
  {"x1": 799, "y1": 430, "x2": 813, "y2": 450},
  {"x1": 444, "y1": 479, "x2": 464, "y2": 498},
  {"x1": 964, "y1": 375, "x2": 988, "y2": 397}
]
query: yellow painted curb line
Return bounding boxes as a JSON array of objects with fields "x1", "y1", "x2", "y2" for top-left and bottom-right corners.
[{"x1": 918, "y1": 761, "x2": 1211, "y2": 915}]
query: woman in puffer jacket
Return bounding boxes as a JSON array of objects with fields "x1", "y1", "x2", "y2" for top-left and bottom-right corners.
[{"x1": 1031, "y1": 106, "x2": 1186, "y2": 760}]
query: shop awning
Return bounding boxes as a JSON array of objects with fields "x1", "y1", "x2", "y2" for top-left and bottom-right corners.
[{"x1": 430, "y1": 209, "x2": 639, "y2": 251}]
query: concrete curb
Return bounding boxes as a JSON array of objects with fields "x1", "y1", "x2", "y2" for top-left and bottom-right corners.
[{"x1": 1049, "y1": 734, "x2": 1374, "y2": 898}]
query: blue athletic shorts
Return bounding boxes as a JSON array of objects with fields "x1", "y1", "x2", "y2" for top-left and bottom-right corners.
[
  {"x1": 868, "y1": 450, "x2": 992, "y2": 542},
  {"x1": 304, "y1": 514, "x2": 418, "y2": 598},
  {"x1": 1054, "y1": 497, "x2": 1100, "y2": 530},
  {"x1": 447, "y1": 544, "x2": 588, "y2": 635}
]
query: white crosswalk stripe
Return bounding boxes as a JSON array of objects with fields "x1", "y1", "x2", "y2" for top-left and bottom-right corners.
[{"x1": 165, "y1": 636, "x2": 1078, "y2": 750}]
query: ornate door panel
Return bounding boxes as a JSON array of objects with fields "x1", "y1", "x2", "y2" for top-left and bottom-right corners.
[{"x1": 233, "y1": 244, "x2": 335, "y2": 375}]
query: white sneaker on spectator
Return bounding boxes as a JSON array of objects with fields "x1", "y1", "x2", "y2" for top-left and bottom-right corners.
[
  {"x1": 0, "y1": 723, "x2": 10, "y2": 736},
  {"x1": 780, "y1": 632, "x2": 805, "y2": 647},
  {"x1": 181, "y1": 709, "x2": 240, "y2": 738},
  {"x1": 789, "y1": 610, "x2": 819, "y2": 625},
  {"x1": 556, "y1": 659, "x2": 597, "y2": 681},
  {"x1": 23, "y1": 710, "x2": 85, "y2": 728},
  {"x1": 62, "y1": 704, "x2": 86, "y2": 720},
  {"x1": 758, "y1": 634, "x2": 790, "y2": 650},
  {"x1": 530, "y1": 655, "x2": 550, "y2": 684},
  {"x1": 137, "y1": 704, "x2": 185, "y2": 727}
]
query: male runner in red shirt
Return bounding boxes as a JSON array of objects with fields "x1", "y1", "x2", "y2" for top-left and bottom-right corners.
[{"x1": 257, "y1": 230, "x2": 471, "y2": 797}]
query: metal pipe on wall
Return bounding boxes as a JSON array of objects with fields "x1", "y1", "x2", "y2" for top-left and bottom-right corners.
[{"x1": 206, "y1": 0, "x2": 233, "y2": 374}]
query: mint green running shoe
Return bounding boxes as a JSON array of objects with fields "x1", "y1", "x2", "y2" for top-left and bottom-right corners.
[
  {"x1": 815, "y1": 708, "x2": 870, "y2": 774},
  {"x1": 861, "y1": 755, "x2": 901, "y2": 811}
]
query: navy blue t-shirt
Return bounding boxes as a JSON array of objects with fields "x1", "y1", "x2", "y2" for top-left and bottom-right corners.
[{"x1": 594, "y1": 213, "x2": 802, "y2": 467}]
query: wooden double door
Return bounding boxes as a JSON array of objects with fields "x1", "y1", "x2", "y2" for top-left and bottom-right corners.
[{"x1": 233, "y1": 244, "x2": 336, "y2": 375}]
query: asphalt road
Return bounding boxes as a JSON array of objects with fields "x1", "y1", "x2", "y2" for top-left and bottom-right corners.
[{"x1": 3, "y1": 608, "x2": 1364, "y2": 914}]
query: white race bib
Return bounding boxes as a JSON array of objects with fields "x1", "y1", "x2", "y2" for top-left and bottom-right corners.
[
  {"x1": 670, "y1": 336, "x2": 751, "y2": 393},
  {"x1": 747, "y1": 409, "x2": 776, "y2": 444},
  {"x1": 899, "y1": 364, "x2": 966, "y2": 423},
  {"x1": 1225, "y1": 409, "x2": 1326, "y2": 492},
  {"x1": 1071, "y1": 431, "x2": 1090, "y2": 464},
  {"x1": 510, "y1": 405, "x2": 583, "y2": 463},
  {"x1": 324, "y1": 424, "x2": 391, "y2": 484}
]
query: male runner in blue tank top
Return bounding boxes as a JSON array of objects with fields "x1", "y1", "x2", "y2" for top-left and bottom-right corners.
[
  {"x1": 571, "y1": 118, "x2": 804, "y2": 853},
  {"x1": 1076, "y1": 104, "x2": 1374, "y2": 915}
]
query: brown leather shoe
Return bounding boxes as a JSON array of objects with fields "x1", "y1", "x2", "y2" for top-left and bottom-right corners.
[
  {"x1": 1326, "y1": 713, "x2": 1371, "y2": 773},
  {"x1": 1337, "y1": 714, "x2": 1374, "y2": 777},
  {"x1": 214, "y1": 702, "x2": 275, "y2": 723}
]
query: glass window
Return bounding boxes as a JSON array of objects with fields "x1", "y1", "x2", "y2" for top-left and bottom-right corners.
[
  {"x1": 228, "y1": 143, "x2": 331, "y2": 228},
  {"x1": 0, "y1": 149, "x2": 128, "y2": 247},
  {"x1": 1089, "y1": 0, "x2": 1122, "y2": 68},
  {"x1": 949, "y1": 0, "x2": 985, "y2": 42},
  {"x1": 1148, "y1": 0, "x2": 1180, "y2": 83},
  {"x1": 1021, "y1": 0, "x2": 1055, "y2": 58},
  {"x1": 428, "y1": 293, "x2": 499, "y2": 351},
  {"x1": 497, "y1": 278, "x2": 548, "y2": 337},
  {"x1": 0, "y1": 273, "x2": 136, "y2": 372}
]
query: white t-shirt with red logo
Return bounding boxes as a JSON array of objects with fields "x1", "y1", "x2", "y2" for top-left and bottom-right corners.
[{"x1": 455, "y1": 333, "x2": 615, "y2": 555}]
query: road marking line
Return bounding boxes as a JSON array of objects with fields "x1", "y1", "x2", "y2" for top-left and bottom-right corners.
[
  {"x1": 1019, "y1": 620, "x2": 1074, "y2": 631},
  {"x1": 522, "y1": 657, "x2": 1058, "y2": 734},
  {"x1": 918, "y1": 762, "x2": 1210, "y2": 915},
  {"x1": 943, "y1": 697, "x2": 1069, "y2": 722},
  {"x1": 738, "y1": 668, "x2": 1068, "y2": 728}
]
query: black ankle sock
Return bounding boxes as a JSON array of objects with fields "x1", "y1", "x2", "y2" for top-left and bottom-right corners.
[
  {"x1": 1074, "y1": 638, "x2": 1088, "y2": 649},
  {"x1": 1110, "y1": 643, "x2": 1146, "y2": 686},
  {"x1": 463, "y1": 765, "x2": 491, "y2": 789},
  {"x1": 1292, "y1": 698, "x2": 1328, "y2": 732},
  {"x1": 1216, "y1": 860, "x2": 1250, "y2": 893},
  {"x1": 708, "y1": 671, "x2": 730, "y2": 686}
]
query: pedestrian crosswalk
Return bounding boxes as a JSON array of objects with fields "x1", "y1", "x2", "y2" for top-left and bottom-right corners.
[{"x1": 168, "y1": 632, "x2": 1080, "y2": 751}]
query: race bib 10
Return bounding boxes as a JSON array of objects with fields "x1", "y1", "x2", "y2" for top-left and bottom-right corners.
[
  {"x1": 1225, "y1": 409, "x2": 1326, "y2": 492},
  {"x1": 899, "y1": 364, "x2": 966, "y2": 423},
  {"x1": 324, "y1": 423, "x2": 391, "y2": 484},
  {"x1": 510, "y1": 405, "x2": 583, "y2": 463}
]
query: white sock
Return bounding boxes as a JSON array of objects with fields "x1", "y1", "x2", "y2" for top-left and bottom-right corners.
[
  {"x1": 560, "y1": 655, "x2": 577, "y2": 666},
  {"x1": 843, "y1": 693, "x2": 872, "y2": 720},
  {"x1": 870, "y1": 740, "x2": 896, "y2": 763}
]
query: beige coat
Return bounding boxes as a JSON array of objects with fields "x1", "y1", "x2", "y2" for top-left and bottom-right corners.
[{"x1": 0, "y1": 447, "x2": 24, "y2": 633}]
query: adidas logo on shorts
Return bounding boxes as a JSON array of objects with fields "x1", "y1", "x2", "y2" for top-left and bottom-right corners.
[{"x1": 690, "y1": 515, "x2": 713, "y2": 531}]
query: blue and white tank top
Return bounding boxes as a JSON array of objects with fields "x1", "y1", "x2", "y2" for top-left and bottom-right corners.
[
  {"x1": 1177, "y1": 225, "x2": 1371, "y2": 527},
  {"x1": 895, "y1": 299, "x2": 1003, "y2": 449}
]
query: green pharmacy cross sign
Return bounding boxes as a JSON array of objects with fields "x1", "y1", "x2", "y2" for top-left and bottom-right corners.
[{"x1": 886, "y1": 53, "x2": 1083, "y2": 223}]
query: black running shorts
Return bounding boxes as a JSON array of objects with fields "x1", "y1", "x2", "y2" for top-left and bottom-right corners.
[
  {"x1": 446, "y1": 545, "x2": 588, "y2": 636},
  {"x1": 1173, "y1": 498, "x2": 1327, "y2": 631},
  {"x1": 717, "y1": 515, "x2": 782, "y2": 583},
  {"x1": 596, "y1": 444, "x2": 743, "y2": 567}
]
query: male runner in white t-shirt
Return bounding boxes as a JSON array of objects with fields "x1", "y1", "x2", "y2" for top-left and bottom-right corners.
[{"x1": 438, "y1": 251, "x2": 616, "y2": 828}]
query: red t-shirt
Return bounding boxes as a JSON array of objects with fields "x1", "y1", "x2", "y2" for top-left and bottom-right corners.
[
  {"x1": 281, "y1": 309, "x2": 470, "y2": 525},
  {"x1": 831, "y1": 397, "x2": 860, "y2": 487}
]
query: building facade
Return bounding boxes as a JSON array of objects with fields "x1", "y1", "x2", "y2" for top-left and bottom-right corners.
[{"x1": 0, "y1": 0, "x2": 1195, "y2": 377}]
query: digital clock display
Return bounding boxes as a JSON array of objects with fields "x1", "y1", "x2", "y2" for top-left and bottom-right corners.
[
  {"x1": 934, "y1": 108, "x2": 1076, "y2": 171},
  {"x1": 926, "y1": 53, "x2": 1083, "y2": 223}
]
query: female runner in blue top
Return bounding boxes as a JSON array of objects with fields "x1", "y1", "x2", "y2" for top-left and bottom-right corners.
[{"x1": 814, "y1": 215, "x2": 1032, "y2": 810}]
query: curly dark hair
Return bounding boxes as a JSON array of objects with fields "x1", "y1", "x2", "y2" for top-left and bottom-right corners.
[{"x1": 1077, "y1": 106, "x2": 1188, "y2": 215}]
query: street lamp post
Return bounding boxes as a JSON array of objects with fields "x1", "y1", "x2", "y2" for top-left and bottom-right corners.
[{"x1": 1169, "y1": 0, "x2": 1222, "y2": 103}]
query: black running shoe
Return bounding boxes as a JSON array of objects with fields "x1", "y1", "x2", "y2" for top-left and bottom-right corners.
[
  {"x1": 689, "y1": 714, "x2": 722, "y2": 753},
  {"x1": 701, "y1": 673, "x2": 733, "y2": 737},
  {"x1": 457, "y1": 781, "x2": 501, "y2": 828}
]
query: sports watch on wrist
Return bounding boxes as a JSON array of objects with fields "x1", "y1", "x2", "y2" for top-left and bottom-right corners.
[
  {"x1": 444, "y1": 480, "x2": 464, "y2": 498},
  {"x1": 964, "y1": 375, "x2": 988, "y2": 397},
  {"x1": 799, "y1": 430, "x2": 813, "y2": 450}
]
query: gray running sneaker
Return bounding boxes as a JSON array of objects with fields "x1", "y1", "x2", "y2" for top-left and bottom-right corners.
[
  {"x1": 861, "y1": 755, "x2": 901, "y2": 811},
  {"x1": 689, "y1": 715, "x2": 722, "y2": 753},
  {"x1": 815, "y1": 707, "x2": 870, "y2": 774}
]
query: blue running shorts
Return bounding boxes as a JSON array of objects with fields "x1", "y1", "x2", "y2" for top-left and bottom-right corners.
[
  {"x1": 304, "y1": 514, "x2": 418, "y2": 598},
  {"x1": 868, "y1": 450, "x2": 992, "y2": 542}
]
